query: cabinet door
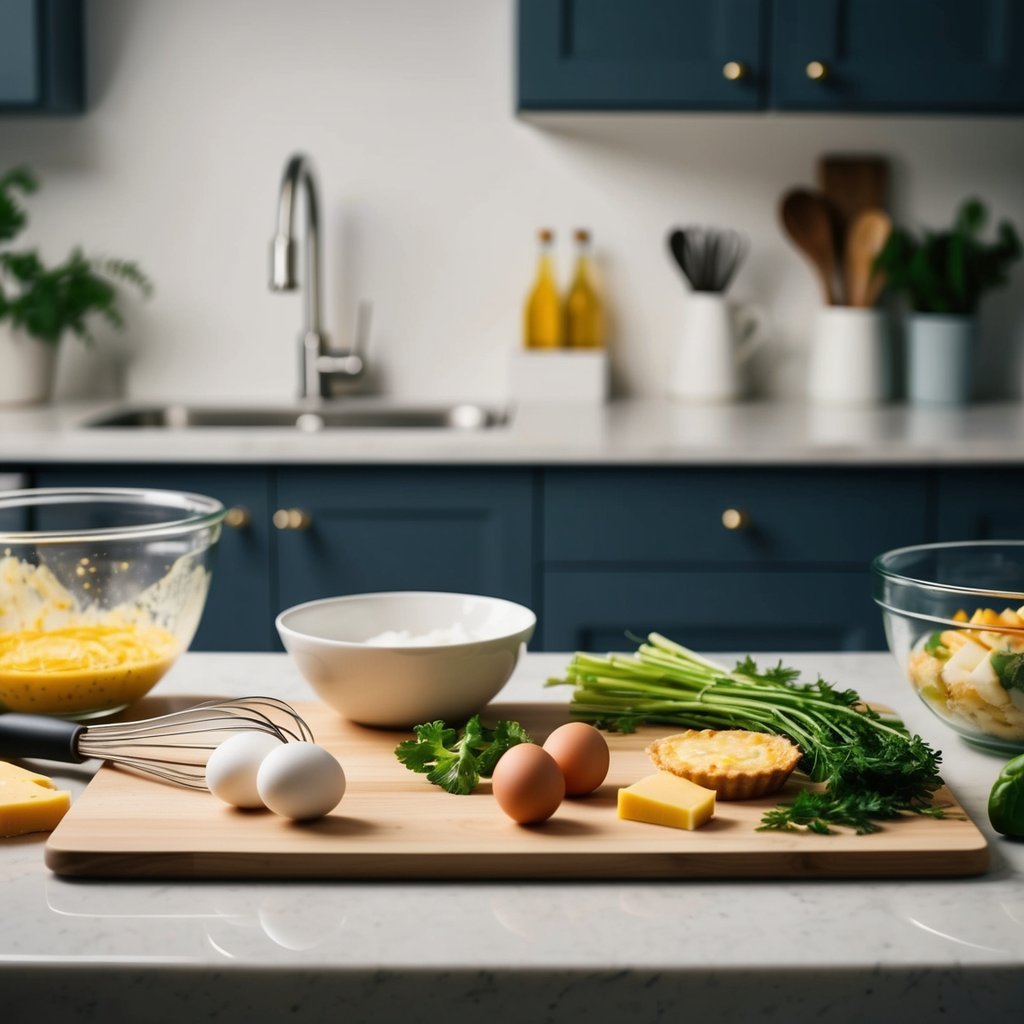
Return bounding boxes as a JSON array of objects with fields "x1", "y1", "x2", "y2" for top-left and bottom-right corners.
[
  {"x1": 274, "y1": 467, "x2": 535, "y2": 621},
  {"x1": 518, "y1": 0, "x2": 766, "y2": 111},
  {"x1": 34, "y1": 466, "x2": 275, "y2": 652},
  {"x1": 772, "y1": 0, "x2": 1024, "y2": 112},
  {"x1": 544, "y1": 467, "x2": 929, "y2": 565},
  {"x1": 935, "y1": 469, "x2": 1024, "y2": 539},
  {"x1": 544, "y1": 568, "x2": 885, "y2": 652},
  {"x1": 0, "y1": 0, "x2": 84, "y2": 114}
]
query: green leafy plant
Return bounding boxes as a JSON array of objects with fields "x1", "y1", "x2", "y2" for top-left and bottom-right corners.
[
  {"x1": 0, "y1": 166, "x2": 152, "y2": 345},
  {"x1": 873, "y1": 197, "x2": 1021, "y2": 315}
]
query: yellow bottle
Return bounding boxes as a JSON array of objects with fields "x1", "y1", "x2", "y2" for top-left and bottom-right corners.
[
  {"x1": 524, "y1": 228, "x2": 563, "y2": 348},
  {"x1": 565, "y1": 228, "x2": 602, "y2": 348}
]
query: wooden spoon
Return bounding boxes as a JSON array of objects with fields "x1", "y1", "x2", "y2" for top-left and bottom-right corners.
[
  {"x1": 779, "y1": 189, "x2": 840, "y2": 305},
  {"x1": 844, "y1": 209, "x2": 892, "y2": 308}
]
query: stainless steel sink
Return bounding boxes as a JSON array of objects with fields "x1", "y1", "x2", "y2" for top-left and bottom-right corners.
[{"x1": 83, "y1": 403, "x2": 509, "y2": 431}]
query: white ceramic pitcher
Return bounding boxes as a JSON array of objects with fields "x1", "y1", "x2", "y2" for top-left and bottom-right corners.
[{"x1": 669, "y1": 293, "x2": 766, "y2": 402}]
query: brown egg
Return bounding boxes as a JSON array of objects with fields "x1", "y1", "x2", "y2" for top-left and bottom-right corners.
[
  {"x1": 542, "y1": 721, "x2": 610, "y2": 796},
  {"x1": 491, "y1": 743, "x2": 565, "y2": 824}
]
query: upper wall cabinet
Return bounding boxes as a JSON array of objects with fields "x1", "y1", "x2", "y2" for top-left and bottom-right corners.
[
  {"x1": 0, "y1": 0, "x2": 84, "y2": 115},
  {"x1": 517, "y1": 0, "x2": 767, "y2": 111},
  {"x1": 773, "y1": 0, "x2": 1024, "y2": 112},
  {"x1": 518, "y1": 0, "x2": 1024, "y2": 113}
]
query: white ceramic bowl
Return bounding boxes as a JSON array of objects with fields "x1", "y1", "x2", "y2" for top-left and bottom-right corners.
[{"x1": 275, "y1": 591, "x2": 536, "y2": 728}]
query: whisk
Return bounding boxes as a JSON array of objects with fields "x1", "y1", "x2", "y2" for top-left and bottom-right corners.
[
  {"x1": 668, "y1": 226, "x2": 749, "y2": 293},
  {"x1": 0, "y1": 697, "x2": 314, "y2": 790}
]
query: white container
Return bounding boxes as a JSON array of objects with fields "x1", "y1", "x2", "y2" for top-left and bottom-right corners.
[
  {"x1": 508, "y1": 349, "x2": 609, "y2": 404},
  {"x1": 669, "y1": 293, "x2": 765, "y2": 402},
  {"x1": 0, "y1": 325, "x2": 57, "y2": 406},
  {"x1": 808, "y1": 307, "x2": 891, "y2": 405}
]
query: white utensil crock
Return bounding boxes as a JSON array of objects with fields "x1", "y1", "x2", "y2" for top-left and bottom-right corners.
[
  {"x1": 670, "y1": 293, "x2": 765, "y2": 402},
  {"x1": 807, "y1": 307, "x2": 891, "y2": 405}
]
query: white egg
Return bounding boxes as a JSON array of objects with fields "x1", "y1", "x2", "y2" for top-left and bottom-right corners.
[
  {"x1": 256, "y1": 741, "x2": 346, "y2": 820},
  {"x1": 205, "y1": 731, "x2": 284, "y2": 808}
]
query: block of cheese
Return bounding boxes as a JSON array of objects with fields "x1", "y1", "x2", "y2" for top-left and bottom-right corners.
[
  {"x1": 0, "y1": 760, "x2": 71, "y2": 837},
  {"x1": 617, "y1": 771, "x2": 715, "y2": 831}
]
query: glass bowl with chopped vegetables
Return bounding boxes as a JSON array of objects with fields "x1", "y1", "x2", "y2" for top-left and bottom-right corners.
[{"x1": 874, "y1": 541, "x2": 1024, "y2": 754}]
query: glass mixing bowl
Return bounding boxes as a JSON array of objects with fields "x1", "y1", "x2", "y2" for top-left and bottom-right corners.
[
  {"x1": 873, "y1": 541, "x2": 1024, "y2": 754},
  {"x1": 0, "y1": 487, "x2": 225, "y2": 719}
]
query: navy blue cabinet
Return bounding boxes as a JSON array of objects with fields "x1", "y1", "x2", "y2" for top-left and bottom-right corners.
[
  {"x1": 772, "y1": 0, "x2": 1024, "y2": 112},
  {"x1": 35, "y1": 466, "x2": 275, "y2": 652},
  {"x1": 274, "y1": 467, "x2": 535, "y2": 621},
  {"x1": 518, "y1": 0, "x2": 1024, "y2": 113},
  {"x1": 542, "y1": 467, "x2": 930, "y2": 653},
  {"x1": 0, "y1": 0, "x2": 85, "y2": 114},
  {"x1": 935, "y1": 470, "x2": 1024, "y2": 539},
  {"x1": 518, "y1": 0, "x2": 766, "y2": 111}
]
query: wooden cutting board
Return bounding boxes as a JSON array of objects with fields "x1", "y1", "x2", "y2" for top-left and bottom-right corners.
[{"x1": 45, "y1": 699, "x2": 989, "y2": 880}]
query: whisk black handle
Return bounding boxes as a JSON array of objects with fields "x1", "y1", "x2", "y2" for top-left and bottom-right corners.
[{"x1": 0, "y1": 713, "x2": 86, "y2": 763}]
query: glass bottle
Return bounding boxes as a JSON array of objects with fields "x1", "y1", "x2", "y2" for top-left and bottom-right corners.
[
  {"x1": 524, "y1": 228, "x2": 563, "y2": 349},
  {"x1": 565, "y1": 228, "x2": 602, "y2": 348}
]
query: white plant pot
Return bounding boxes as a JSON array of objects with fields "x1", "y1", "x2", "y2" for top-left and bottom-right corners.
[
  {"x1": 0, "y1": 325, "x2": 58, "y2": 407},
  {"x1": 905, "y1": 314, "x2": 975, "y2": 405}
]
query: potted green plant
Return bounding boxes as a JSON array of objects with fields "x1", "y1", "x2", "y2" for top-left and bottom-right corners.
[
  {"x1": 0, "y1": 166, "x2": 152, "y2": 406},
  {"x1": 873, "y1": 198, "x2": 1021, "y2": 404}
]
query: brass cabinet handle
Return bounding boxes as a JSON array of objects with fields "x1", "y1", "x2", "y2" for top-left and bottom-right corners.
[
  {"x1": 805, "y1": 60, "x2": 829, "y2": 81},
  {"x1": 722, "y1": 61, "x2": 748, "y2": 81},
  {"x1": 224, "y1": 506, "x2": 250, "y2": 529},
  {"x1": 721, "y1": 508, "x2": 750, "y2": 531},
  {"x1": 273, "y1": 508, "x2": 312, "y2": 531}
]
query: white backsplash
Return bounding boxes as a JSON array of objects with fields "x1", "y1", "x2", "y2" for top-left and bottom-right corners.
[{"x1": 2, "y1": 0, "x2": 1022, "y2": 404}]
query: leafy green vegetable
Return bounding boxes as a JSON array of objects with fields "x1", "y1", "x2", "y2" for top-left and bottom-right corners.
[
  {"x1": 548, "y1": 632, "x2": 947, "y2": 835},
  {"x1": 990, "y1": 651, "x2": 1024, "y2": 694},
  {"x1": 394, "y1": 715, "x2": 532, "y2": 795},
  {"x1": 923, "y1": 631, "x2": 950, "y2": 659}
]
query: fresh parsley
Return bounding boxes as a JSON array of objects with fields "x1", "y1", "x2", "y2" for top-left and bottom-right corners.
[{"x1": 394, "y1": 715, "x2": 533, "y2": 795}]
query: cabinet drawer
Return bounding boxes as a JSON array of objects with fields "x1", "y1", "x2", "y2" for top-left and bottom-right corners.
[
  {"x1": 544, "y1": 468, "x2": 928, "y2": 565},
  {"x1": 543, "y1": 568, "x2": 885, "y2": 653},
  {"x1": 936, "y1": 469, "x2": 1024, "y2": 541}
]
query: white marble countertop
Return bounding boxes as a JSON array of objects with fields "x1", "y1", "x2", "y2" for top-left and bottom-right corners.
[
  {"x1": 3, "y1": 397, "x2": 1024, "y2": 466},
  {"x1": 2, "y1": 651, "x2": 1023, "y2": 1023}
]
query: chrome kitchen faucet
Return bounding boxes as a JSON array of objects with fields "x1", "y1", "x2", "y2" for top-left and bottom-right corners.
[{"x1": 270, "y1": 153, "x2": 368, "y2": 399}]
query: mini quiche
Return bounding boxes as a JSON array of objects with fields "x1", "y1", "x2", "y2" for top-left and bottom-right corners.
[{"x1": 646, "y1": 729, "x2": 801, "y2": 800}]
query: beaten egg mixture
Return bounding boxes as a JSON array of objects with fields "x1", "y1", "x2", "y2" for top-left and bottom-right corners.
[
  {"x1": 0, "y1": 555, "x2": 182, "y2": 715},
  {"x1": 0, "y1": 623, "x2": 179, "y2": 714}
]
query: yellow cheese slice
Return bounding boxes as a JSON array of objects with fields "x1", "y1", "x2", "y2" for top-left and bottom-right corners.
[
  {"x1": 0, "y1": 760, "x2": 71, "y2": 837},
  {"x1": 617, "y1": 771, "x2": 715, "y2": 831}
]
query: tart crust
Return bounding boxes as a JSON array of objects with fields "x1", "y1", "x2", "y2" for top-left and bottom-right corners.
[{"x1": 645, "y1": 729, "x2": 801, "y2": 800}]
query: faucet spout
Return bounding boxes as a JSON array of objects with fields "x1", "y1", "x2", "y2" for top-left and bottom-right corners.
[
  {"x1": 270, "y1": 153, "x2": 368, "y2": 400},
  {"x1": 270, "y1": 153, "x2": 326, "y2": 398}
]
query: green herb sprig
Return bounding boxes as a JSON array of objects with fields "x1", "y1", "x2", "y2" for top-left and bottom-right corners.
[
  {"x1": 548, "y1": 633, "x2": 947, "y2": 835},
  {"x1": 394, "y1": 714, "x2": 532, "y2": 795}
]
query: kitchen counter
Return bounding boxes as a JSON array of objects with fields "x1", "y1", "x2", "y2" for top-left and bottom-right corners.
[
  {"x1": 2, "y1": 651, "x2": 1022, "y2": 1023},
  {"x1": 4, "y1": 398, "x2": 1024, "y2": 465}
]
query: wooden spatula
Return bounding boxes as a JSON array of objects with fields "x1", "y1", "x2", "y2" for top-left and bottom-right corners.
[
  {"x1": 844, "y1": 209, "x2": 892, "y2": 308},
  {"x1": 779, "y1": 189, "x2": 841, "y2": 305}
]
